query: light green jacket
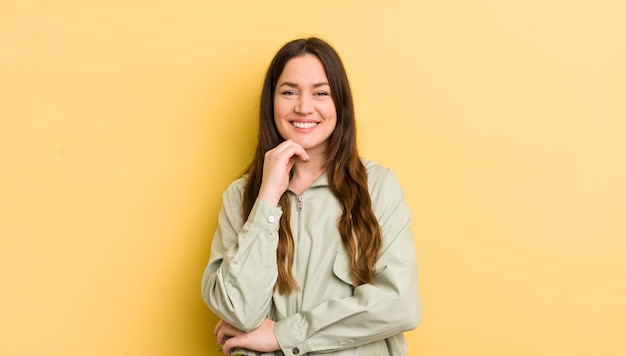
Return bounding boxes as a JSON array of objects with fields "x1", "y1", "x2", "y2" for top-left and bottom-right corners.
[{"x1": 201, "y1": 160, "x2": 422, "y2": 355}]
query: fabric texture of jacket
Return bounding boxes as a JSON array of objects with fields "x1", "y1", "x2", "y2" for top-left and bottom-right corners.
[{"x1": 201, "y1": 159, "x2": 422, "y2": 355}]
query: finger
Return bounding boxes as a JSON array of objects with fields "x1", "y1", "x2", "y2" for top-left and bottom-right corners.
[
  {"x1": 276, "y1": 140, "x2": 309, "y2": 163},
  {"x1": 222, "y1": 336, "x2": 241, "y2": 356},
  {"x1": 213, "y1": 320, "x2": 223, "y2": 337},
  {"x1": 216, "y1": 322, "x2": 243, "y2": 346},
  {"x1": 216, "y1": 329, "x2": 225, "y2": 346},
  {"x1": 215, "y1": 321, "x2": 230, "y2": 346},
  {"x1": 294, "y1": 148, "x2": 310, "y2": 163},
  {"x1": 284, "y1": 140, "x2": 310, "y2": 160}
]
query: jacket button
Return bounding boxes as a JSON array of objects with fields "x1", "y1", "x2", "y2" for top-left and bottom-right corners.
[
  {"x1": 291, "y1": 347, "x2": 300, "y2": 354},
  {"x1": 267, "y1": 215, "x2": 276, "y2": 223}
]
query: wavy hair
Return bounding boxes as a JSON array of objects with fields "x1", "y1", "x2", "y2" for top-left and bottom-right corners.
[{"x1": 243, "y1": 37, "x2": 382, "y2": 294}]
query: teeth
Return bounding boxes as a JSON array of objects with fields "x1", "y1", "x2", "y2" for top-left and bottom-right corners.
[{"x1": 293, "y1": 122, "x2": 317, "y2": 129}]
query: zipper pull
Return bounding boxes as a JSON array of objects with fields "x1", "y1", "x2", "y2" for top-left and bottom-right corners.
[{"x1": 297, "y1": 195, "x2": 303, "y2": 211}]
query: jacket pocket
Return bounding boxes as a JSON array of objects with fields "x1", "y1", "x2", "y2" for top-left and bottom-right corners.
[
  {"x1": 332, "y1": 251, "x2": 389, "y2": 286},
  {"x1": 332, "y1": 251, "x2": 355, "y2": 286}
]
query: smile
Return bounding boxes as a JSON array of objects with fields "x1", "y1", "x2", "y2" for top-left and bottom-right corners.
[{"x1": 292, "y1": 121, "x2": 318, "y2": 129}]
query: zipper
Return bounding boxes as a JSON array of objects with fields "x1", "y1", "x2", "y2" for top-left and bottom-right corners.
[
  {"x1": 294, "y1": 194, "x2": 303, "y2": 312},
  {"x1": 296, "y1": 195, "x2": 303, "y2": 211}
]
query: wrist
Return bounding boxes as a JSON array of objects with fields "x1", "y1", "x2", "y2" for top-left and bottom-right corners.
[{"x1": 258, "y1": 186, "x2": 282, "y2": 207}]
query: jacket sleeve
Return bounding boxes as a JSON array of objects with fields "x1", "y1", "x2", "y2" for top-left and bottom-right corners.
[
  {"x1": 201, "y1": 179, "x2": 282, "y2": 331},
  {"x1": 274, "y1": 168, "x2": 422, "y2": 355}
]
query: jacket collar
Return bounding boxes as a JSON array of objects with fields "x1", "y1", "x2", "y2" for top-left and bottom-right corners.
[
  {"x1": 287, "y1": 172, "x2": 330, "y2": 195},
  {"x1": 310, "y1": 172, "x2": 329, "y2": 188}
]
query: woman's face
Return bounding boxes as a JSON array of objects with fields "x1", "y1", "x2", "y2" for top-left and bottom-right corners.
[{"x1": 273, "y1": 54, "x2": 337, "y2": 156}]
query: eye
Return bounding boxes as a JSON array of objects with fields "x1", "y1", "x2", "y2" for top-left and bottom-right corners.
[
  {"x1": 314, "y1": 91, "x2": 330, "y2": 97},
  {"x1": 281, "y1": 90, "x2": 297, "y2": 96}
]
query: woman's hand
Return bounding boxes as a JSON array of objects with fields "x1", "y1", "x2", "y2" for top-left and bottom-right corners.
[
  {"x1": 258, "y1": 140, "x2": 309, "y2": 206},
  {"x1": 214, "y1": 318, "x2": 279, "y2": 356}
]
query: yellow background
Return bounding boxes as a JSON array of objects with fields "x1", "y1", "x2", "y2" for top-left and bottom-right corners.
[{"x1": 1, "y1": 1, "x2": 625, "y2": 355}]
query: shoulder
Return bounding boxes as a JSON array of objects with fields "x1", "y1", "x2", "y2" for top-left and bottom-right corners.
[
  {"x1": 221, "y1": 175, "x2": 249, "y2": 205},
  {"x1": 362, "y1": 158, "x2": 402, "y2": 191},
  {"x1": 361, "y1": 158, "x2": 406, "y2": 209},
  {"x1": 362, "y1": 158, "x2": 390, "y2": 178}
]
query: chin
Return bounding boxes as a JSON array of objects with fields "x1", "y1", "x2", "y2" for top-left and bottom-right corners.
[{"x1": 295, "y1": 140, "x2": 318, "y2": 150}]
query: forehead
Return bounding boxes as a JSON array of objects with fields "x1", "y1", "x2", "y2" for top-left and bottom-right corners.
[{"x1": 278, "y1": 54, "x2": 328, "y2": 82}]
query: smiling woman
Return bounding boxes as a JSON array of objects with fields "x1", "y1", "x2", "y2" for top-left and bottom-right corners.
[
  {"x1": 273, "y1": 54, "x2": 337, "y2": 157},
  {"x1": 201, "y1": 37, "x2": 422, "y2": 356}
]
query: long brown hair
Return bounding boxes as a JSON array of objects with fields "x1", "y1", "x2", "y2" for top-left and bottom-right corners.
[{"x1": 243, "y1": 37, "x2": 382, "y2": 294}]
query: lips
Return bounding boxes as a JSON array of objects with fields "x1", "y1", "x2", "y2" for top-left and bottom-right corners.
[{"x1": 292, "y1": 121, "x2": 318, "y2": 129}]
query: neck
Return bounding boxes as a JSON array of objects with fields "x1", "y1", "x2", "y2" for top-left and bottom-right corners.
[{"x1": 290, "y1": 151, "x2": 327, "y2": 195}]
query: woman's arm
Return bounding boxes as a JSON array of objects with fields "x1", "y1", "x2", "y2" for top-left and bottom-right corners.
[
  {"x1": 202, "y1": 140, "x2": 310, "y2": 331},
  {"x1": 201, "y1": 140, "x2": 310, "y2": 331},
  {"x1": 201, "y1": 180, "x2": 282, "y2": 331}
]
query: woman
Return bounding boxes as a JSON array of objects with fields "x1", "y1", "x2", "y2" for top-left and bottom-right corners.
[{"x1": 201, "y1": 37, "x2": 422, "y2": 356}]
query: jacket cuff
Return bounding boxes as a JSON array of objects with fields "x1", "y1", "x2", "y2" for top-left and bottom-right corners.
[
  {"x1": 274, "y1": 316, "x2": 309, "y2": 356},
  {"x1": 248, "y1": 198, "x2": 282, "y2": 235}
]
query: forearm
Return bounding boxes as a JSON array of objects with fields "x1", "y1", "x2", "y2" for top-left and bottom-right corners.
[
  {"x1": 202, "y1": 198, "x2": 282, "y2": 331},
  {"x1": 275, "y1": 249, "x2": 421, "y2": 354},
  {"x1": 274, "y1": 214, "x2": 421, "y2": 355},
  {"x1": 275, "y1": 281, "x2": 420, "y2": 354}
]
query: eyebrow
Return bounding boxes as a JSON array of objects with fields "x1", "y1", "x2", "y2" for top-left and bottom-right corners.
[{"x1": 278, "y1": 81, "x2": 330, "y2": 88}]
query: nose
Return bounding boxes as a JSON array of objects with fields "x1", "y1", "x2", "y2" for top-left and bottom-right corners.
[{"x1": 295, "y1": 95, "x2": 314, "y2": 114}]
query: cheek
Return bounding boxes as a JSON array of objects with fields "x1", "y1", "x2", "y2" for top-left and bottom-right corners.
[
  {"x1": 274, "y1": 100, "x2": 291, "y2": 119},
  {"x1": 322, "y1": 103, "x2": 338, "y2": 121}
]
